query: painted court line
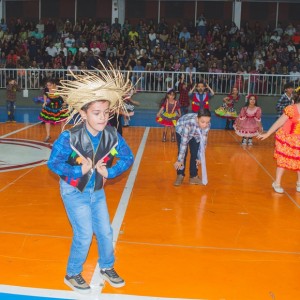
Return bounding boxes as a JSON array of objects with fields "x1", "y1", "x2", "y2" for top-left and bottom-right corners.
[
  {"x1": 229, "y1": 132, "x2": 300, "y2": 209},
  {"x1": 0, "y1": 285, "x2": 204, "y2": 300},
  {"x1": 0, "y1": 127, "x2": 199, "y2": 300},
  {"x1": 90, "y1": 127, "x2": 150, "y2": 290},
  {"x1": 0, "y1": 122, "x2": 41, "y2": 138},
  {"x1": 119, "y1": 240, "x2": 300, "y2": 256}
]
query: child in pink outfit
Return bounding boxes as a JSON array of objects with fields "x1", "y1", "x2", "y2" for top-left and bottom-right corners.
[{"x1": 233, "y1": 94, "x2": 263, "y2": 146}]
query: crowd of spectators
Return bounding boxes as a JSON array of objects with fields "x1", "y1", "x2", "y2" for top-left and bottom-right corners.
[{"x1": 1, "y1": 16, "x2": 300, "y2": 92}]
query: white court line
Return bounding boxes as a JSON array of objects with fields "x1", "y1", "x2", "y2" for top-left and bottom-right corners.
[
  {"x1": 0, "y1": 285, "x2": 205, "y2": 300},
  {"x1": 0, "y1": 127, "x2": 201, "y2": 300},
  {"x1": 229, "y1": 132, "x2": 300, "y2": 209},
  {"x1": 0, "y1": 122, "x2": 41, "y2": 138},
  {"x1": 90, "y1": 127, "x2": 150, "y2": 290}
]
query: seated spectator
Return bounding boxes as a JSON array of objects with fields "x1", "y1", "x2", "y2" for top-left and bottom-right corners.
[
  {"x1": 178, "y1": 27, "x2": 190, "y2": 42},
  {"x1": 131, "y1": 59, "x2": 145, "y2": 90},
  {"x1": 67, "y1": 60, "x2": 79, "y2": 72},
  {"x1": 111, "y1": 17, "x2": 121, "y2": 32},
  {"x1": 159, "y1": 29, "x2": 169, "y2": 43},
  {"x1": 128, "y1": 26, "x2": 139, "y2": 43},
  {"x1": 36, "y1": 19, "x2": 44, "y2": 34},
  {"x1": 122, "y1": 19, "x2": 131, "y2": 36},
  {"x1": 287, "y1": 40, "x2": 296, "y2": 53},
  {"x1": 99, "y1": 39, "x2": 108, "y2": 57},
  {"x1": 270, "y1": 31, "x2": 281, "y2": 44},
  {"x1": 64, "y1": 33, "x2": 75, "y2": 49},
  {"x1": 90, "y1": 41, "x2": 101, "y2": 57},
  {"x1": 29, "y1": 28, "x2": 43, "y2": 40},
  {"x1": 289, "y1": 65, "x2": 300, "y2": 85},
  {"x1": 86, "y1": 50, "x2": 98, "y2": 69},
  {"x1": 45, "y1": 43, "x2": 58, "y2": 58},
  {"x1": 106, "y1": 43, "x2": 117, "y2": 58},
  {"x1": 229, "y1": 22, "x2": 238, "y2": 35},
  {"x1": 68, "y1": 42, "x2": 78, "y2": 56},
  {"x1": 78, "y1": 42, "x2": 88, "y2": 55},
  {"x1": 0, "y1": 18, "x2": 7, "y2": 32},
  {"x1": 254, "y1": 54, "x2": 265, "y2": 70},
  {"x1": 274, "y1": 22, "x2": 283, "y2": 36},
  {"x1": 6, "y1": 50, "x2": 19, "y2": 68},
  {"x1": 57, "y1": 42, "x2": 68, "y2": 57},
  {"x1": 285, "y1": 23, "x2": 296, "y2": 37},
  {"x1": 111, "y1": 28, "x2": 121, "y2": 43},
  {"x1": 148, "y1": 28, "x2": 157, "y2": 48}
]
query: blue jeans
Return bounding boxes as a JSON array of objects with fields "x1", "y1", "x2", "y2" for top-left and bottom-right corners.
[
  {"x1": 176, "y1": 133, "x2": 199, "y2": 177},
  {"x1": 7, "y1": 100, "x2": 16, "y2": 121},
  {"x1": 60, "y1": 180, "x2": 114, "y2": 276}
]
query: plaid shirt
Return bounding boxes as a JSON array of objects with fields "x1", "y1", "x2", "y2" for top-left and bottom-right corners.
[
  {"x1": 178, "y1": 82, "x2": 191, "y2": 107},
  {"x1": 276, "y1": 93, "x2": 293, "y2": 117},
  {"x1": 175, "y1": 113, "x2": 210, "y2": 162},
  {"x1": 6, "y1": 83, "x2": 20, "y2": 101},
  {"x1": 48, "y1": 128, "x2": 134, "y2": 189}
]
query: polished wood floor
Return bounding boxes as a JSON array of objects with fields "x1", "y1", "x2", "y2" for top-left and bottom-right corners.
[{"x1": 0, "y1": 122, "x2": 300, "y2": 300}]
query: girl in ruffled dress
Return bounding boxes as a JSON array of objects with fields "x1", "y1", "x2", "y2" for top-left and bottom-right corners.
[
  {"x1": 156, "y1": 89, "x2": 181, "y2": 142},
  {"x1": 257, "y1": 88, "x2": 300, "y2": 193},
  {"x1": 233, "y1": 94, "x2": 263, "y2": 146},
  {"x1": 215, "y1": 87, "x2": 240, "y2": 129},
  {"x1": 38, "y1": 79, "x2": 68, "y2": 142}
]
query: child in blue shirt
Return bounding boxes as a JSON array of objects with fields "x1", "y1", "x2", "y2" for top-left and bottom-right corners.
[{"x1": 48, "y1": 64, "x2": 134, "y2": 294}]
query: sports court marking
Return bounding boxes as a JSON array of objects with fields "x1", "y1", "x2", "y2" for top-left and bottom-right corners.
[
  {"x1": 229, "y1": 131, "x2": 300, "y2": 209},
  {"x1": 0, "y1": 127, "x2": 199, "y2": 300}
]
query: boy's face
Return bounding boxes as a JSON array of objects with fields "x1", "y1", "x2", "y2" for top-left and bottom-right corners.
[
  {"x1": 80, "y1": 101, "x2": 110, "y2": 135},
  {"x1": 286, "y1": 87, "x2": 294, "y2": 94},
  {"x1": 197, "y1": 116, "x2": 211, "y2": 129}
]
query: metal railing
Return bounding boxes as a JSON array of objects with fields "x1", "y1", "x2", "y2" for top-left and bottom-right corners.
[{"x1": 2, "y1": 68, "x2": 298, "y2": 96}]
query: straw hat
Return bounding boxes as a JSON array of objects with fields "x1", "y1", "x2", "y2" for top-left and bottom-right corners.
[{"x1": 58, "y1": 61, "x2": 134, "y2": 125}]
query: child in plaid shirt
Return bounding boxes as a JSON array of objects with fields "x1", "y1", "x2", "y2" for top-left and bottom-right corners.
[
  {"x1": 178, "y1": 73, "x2": 193, "y2": 116},
  {"x1": 174, "y1": 109, "x2": 211, "y2": 186}
]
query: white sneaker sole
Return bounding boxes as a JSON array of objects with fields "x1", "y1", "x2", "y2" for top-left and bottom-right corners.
[
  {"x1": 64, "y1": 277, "x2": 91, "y2": 294},
  {"x1": 272, "y1": 182, "x2": 284, "y2": 194},
  {"x1": 100, "y1": 273, "x2": 126, "y2": 288}
]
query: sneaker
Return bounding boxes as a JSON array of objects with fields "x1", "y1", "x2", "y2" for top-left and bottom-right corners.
[
  {"x1": 64, "y1": 274, "x2": 91, "y2": 294},
  {"x1": 241, "y1": 137, "x2": 247, "y2": 145},
  {"x1": 189, "y1": 176, "x2": 202, "y2": 185},
  {"x1": 272, "y1": 182, "x2": 284, "y2": 194},
  {"x1": 174, "y1": 174, "x2": 184, "y2": 186},
  {"x1": 100, "y1": 268, "x2": 125, "y2": 288},
  {"x1": 296, "y1": 182, "x2": 300, "y2": 192},
  {"x1": 248, "y1": 138, "x2": 253, "y2": 146}
]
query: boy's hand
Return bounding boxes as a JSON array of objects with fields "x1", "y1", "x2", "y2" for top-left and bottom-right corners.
[
  {"x1": 196, "y1": 159, "x2": 201, "y2": 167},
  {"x1": 95, "y1": 159, "x2": 108, "y2": 178},
  {"x1": 174, "y1": 161, "x2": 183, "y2": 170},
  {"x1": 81, "y1": 157, "x2": 93, "y2": 175}
]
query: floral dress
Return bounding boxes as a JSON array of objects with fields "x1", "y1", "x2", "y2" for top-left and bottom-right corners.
[
  {"x1": 275, "y1": 105, "x2": 300, "y2": 170},
  {"x1": 233, "y1": 106, "x2": 262, "y2": 137},
  {"x1": 156, "y1": 99, "x2": 180, "y2": 127},
  {"x1": 215, "y1": 94, "x2": 240, "y2": 119},
  {"x1": 38, "y1": 91, "x2": 68, "y2": 124}
]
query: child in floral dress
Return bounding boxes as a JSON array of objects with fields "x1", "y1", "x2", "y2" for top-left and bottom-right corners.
[
  {"x1": 156, "y1": 89, "x2": 181, "y2": 142},
  {"x1": 215, "y1": 87, "x2": 240, "y2": 129},
  {"x1": 233, "y1": 94, "x2": 263, "y2": 146}
]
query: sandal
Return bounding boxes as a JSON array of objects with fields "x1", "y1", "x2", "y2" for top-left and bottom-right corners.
[
  {"x1": 296, "y1": 182, "x2": 300, "y2": 192},
  {"x1": 272, "y1": 182, "x2": 284, "y2": 194},
  {"x1": 44, "y1": 136, "x2": 51, "y2": 142}
]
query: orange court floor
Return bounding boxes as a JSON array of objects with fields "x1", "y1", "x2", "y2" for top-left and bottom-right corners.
[{"x1": 0, "y1": 122, "x2": 300, "y2": 300}]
